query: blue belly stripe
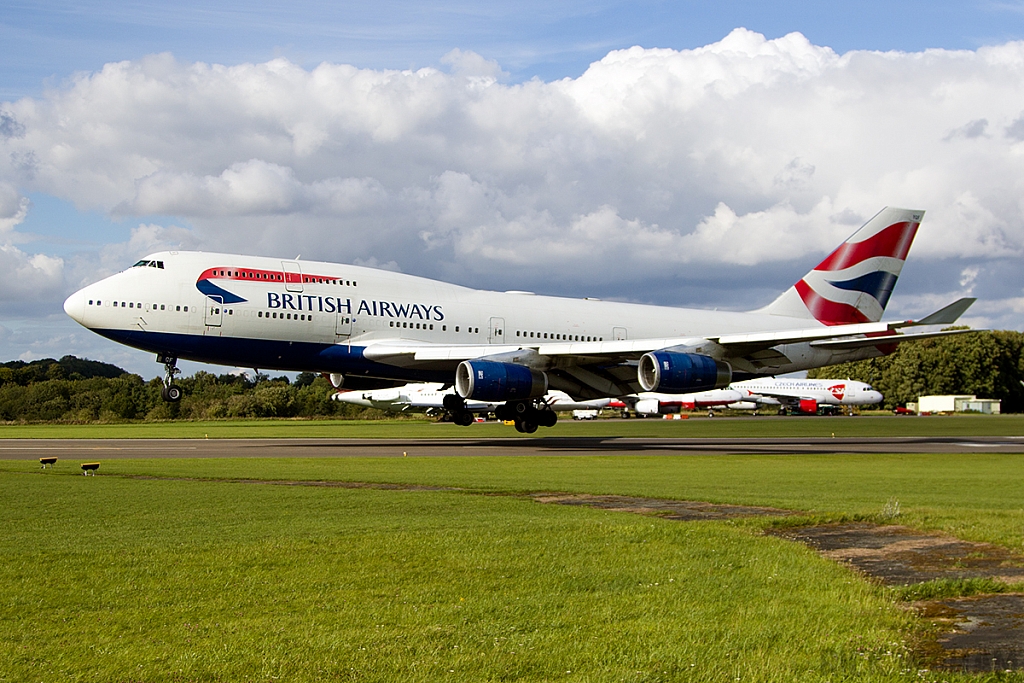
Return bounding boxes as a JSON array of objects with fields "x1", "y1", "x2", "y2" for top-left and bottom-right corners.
[{"x1": 92, "y1": 328, "x2": 452, "y2": 381}]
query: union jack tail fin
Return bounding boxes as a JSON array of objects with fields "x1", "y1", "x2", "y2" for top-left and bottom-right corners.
[{"x1": 761, "y1": 207, "x2": 924, "y2": 325}]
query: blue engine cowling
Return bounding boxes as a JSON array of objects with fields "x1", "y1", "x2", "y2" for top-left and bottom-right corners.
[
  {"x1": 456, "y1": 361, "x2": 548, "y2": 402},
  {"x1": 637, "y1": 351, "x2": 731, "y2": 393}
]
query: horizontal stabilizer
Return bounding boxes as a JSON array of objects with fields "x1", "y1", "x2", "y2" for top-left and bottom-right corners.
[
  {"x1": 909, "y1": 297, "x2": 976, "y2": 326},
  {"x1": 808, "y1": 327, "x2": 981, "y2": 351}
]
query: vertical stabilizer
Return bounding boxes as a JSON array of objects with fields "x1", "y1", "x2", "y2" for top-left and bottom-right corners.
[{"x1": 760, "y1": 207, "x2": 923, "y2": 325}]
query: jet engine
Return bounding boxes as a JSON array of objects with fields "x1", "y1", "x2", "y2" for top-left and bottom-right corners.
[
  {"x1": 456, "y1": 360, "x2": 548, "y2": 402},
  {"x1": 634, "y1": 398, "x2": 662, "y2": 416},
  {"x1": 638, "y1": 351, "x2": 731, "y2": 393}
]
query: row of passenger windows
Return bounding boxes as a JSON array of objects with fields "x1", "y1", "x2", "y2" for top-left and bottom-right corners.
[
  {"x1": 516, "y1": 331, "x2": 602, "y2": 342},
  {"x1": 206, "y1": 269, "x2": 357, "y2": 287},
  {"x1": 88, "y1": 300, "x2": 189, "y2": 312},
  {"x1": 89, "y1": 297, "x2": 601, "y2": 342},
  {"x1": 304, "y1": 276, "x2": 356, "y2": 286},
  {"x1": 256, "y1": 311, "x2": 312, "y2": 321},
  {"x1": 387, "y1": 322, "x2": 482, "y2": 333}
]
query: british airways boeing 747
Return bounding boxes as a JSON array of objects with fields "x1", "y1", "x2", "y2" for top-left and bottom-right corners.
[{"x1": 64, "y1": 207, "x2": 974, "y2": 432}]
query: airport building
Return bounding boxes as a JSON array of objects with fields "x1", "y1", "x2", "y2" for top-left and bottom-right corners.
[{"x1": 910, "y1": 395, "x2": 1001, "y2": 414}]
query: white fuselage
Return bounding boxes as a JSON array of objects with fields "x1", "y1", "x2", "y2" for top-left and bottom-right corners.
[
  {"x1": 630, "y1": 378, "x2": 882, "y2": 414},
  {"x1": 62, "y1": 251, "x2": 883, "y2": 391},
  {"x1": 333, "y1": 383, "x2": 610, "y2": 413}
]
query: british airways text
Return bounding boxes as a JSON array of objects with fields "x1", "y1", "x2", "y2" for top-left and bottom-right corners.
[{"x1": 267, "y1": 293, "x2": 444, "y2": 321}]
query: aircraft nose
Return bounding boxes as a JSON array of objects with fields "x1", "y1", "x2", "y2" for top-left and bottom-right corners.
[
  {"x1": 868, "y1": 391, "x2": 883, "y2": 404},
  {"x1": 63, "y1": 289, "x2": 87, "y2": 325}
]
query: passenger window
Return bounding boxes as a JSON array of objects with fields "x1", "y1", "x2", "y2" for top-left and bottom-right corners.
[{"x1": 184, "y1": 306, "x2": 188, "y2": 312}]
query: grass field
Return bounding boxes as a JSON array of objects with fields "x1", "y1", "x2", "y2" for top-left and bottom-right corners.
[
  {"x1": 3, "y1": 449, "x2": 1024, "y2": 681},
  {"x1": 1, "y1": 412, "x2": 1022, "y2": 439}
]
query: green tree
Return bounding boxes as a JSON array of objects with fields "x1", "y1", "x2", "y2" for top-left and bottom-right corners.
[{"x1": 808, "y1": 330, "x2": 1024, "y2": 411}]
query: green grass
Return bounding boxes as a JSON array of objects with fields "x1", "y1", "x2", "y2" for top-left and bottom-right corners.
[
  {"x1": 7, "y1": 451, "x2": 1018, "y2": 549},
  {"x1": 1, "y1": 470, "x2": 921, "y2": 682},
  {"x1": 1, "y1": 412, "x2": 1023, "y2": 438},
  {"x1": 3, "y1": 452, "x2": 1024, "y2": 681}
]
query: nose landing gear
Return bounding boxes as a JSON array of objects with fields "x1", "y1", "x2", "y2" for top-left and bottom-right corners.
[{"x1": 157, "y1": 354, "x2": 182, "y2": 402}]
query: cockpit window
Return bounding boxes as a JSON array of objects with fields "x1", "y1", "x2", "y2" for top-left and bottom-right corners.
[
  {"x1": 132, "y1": 260, "x2": 164, "y2": 269},
  {"x1": 133, "y1": 260, "x2": 149, "y2": 267}
]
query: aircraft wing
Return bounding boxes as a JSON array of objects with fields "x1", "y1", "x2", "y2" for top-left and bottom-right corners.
[{"x1": 359, "y1": 299, "x2": 977, "y2": 400}]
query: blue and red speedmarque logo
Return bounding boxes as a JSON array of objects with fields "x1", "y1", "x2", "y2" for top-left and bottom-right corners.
[{"x1": 195, "y1": 268, "x2": 250, "y2": 304}]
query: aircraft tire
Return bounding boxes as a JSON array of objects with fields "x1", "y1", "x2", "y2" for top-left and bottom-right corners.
[
  {"x1": 537, "y1": 410, "x2": 557, "y2": 428},
  {"x1": 443, "y1": 394, "x2": 465, "y2": 411},
  {"x1": 453, "y1": 411, "x2": 474, "y2": 426},
  {"x1": 162, "y1": 385, "x2": 183, "y2": 402},
  {"x1": 512, "y1": 400, "x2": 530, "y2": 415},
  {"x1": 519, "y1": 419, "x2": 537, "y2": 434}
]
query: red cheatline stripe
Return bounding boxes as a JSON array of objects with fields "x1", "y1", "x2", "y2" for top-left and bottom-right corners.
[
  {"x1": 795, "y1": 279, "x2": 871, "y2": 325},
  {"x1": 814, "y1": 221, "x2": 919, "y2": 272},
  {"x1": 198, "y1": 268, "x2": 346, "y2": 284}
]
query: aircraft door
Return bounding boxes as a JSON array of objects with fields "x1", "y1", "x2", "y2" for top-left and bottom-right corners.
[
  {"x1": 336, "y1": 312, "x2": 353, "y2": 338},
  {"x1": 489, "y1": 317, "x2": 505, "y2": 344},
  {"x1": 204, "y1": 295, "x2": 223, "y2": 331},
  {"x1": 613, "y1": 327, "x2": 628, "y2": 340},
  {"x1": 282, "y1": 261, "x2": 303, "y2": 292}
]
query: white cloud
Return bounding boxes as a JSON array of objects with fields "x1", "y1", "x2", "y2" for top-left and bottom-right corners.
[
  {"x1": 0, "y1": 245, "x2": 64, "y2": 310},
  {"x1": 0, "y1": 184, "x2": 29, "y2": 235},
  {"x1": 3, "y1": 30, "x2": 1024, "y2": 322}
]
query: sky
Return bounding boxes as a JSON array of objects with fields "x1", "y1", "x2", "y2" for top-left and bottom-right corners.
[{"x1": 3, "y1": 0, "x2": 1024, "y2": 378}]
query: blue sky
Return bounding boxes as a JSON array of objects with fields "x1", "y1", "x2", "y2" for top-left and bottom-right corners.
[
  {"x1": 3, "y1": 1, "x2": 1024, "y2": 377},
  {"x1": 5, "y1": 0, "x2": 1024, "y2": 100}
]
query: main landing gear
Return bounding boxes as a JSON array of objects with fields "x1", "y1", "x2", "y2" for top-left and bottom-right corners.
[
  {"x1": 157, "y1": 354, "x2": 182, "y2": 402},
  {"x1": 442, "y1": 394, "x2": 475, "y2": 426},
  {"x1": 441, "y1": 395, "x2": 558, "y2": 433},
  {"x1": 494, "y1": 399, "x2": 557, "y2": 434}
]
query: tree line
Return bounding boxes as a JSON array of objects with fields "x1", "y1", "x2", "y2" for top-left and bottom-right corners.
[
  {"x1": 807, "y1": 329, "x2": 1024, "y2": 412},
  {"x1": 0, "y1": 356, "x2": 371, "y2": 423}
]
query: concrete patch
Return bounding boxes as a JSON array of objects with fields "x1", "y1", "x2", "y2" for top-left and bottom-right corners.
[{"x1": 538, "y1": 495, "x2": 1024, "y2": 673}]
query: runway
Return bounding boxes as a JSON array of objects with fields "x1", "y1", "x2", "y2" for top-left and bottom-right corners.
[{"x1": 3, "y1": 435, "x2": 1024, "y2": 458}]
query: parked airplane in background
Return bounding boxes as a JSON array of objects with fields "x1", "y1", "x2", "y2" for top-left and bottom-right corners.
[
  {"x1": 332, "y1": 382, "x2": 610, "y2": 424},
  {"x1": 64, "y1": 207, "x2": 975, "y2": 433},
  {"x1": 621, "y1": 377, "x2": 883, "y2": 417}
]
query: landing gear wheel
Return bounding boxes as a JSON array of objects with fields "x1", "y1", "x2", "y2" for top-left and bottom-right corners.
[
  {"x1": 514, "y1": 419, "x2": 537, "y2": 434},
  {"x1": 452, "y1": 410, "x2": 474, "y2": 426},
  {"x1": 157, "y1": 354, "x2": 182, "y2": 403},
  {"x1": 537, "y1": 410, "x2": 557, "y2": 428},
  {"x1": 708, "y1": 409, "x2": 714, "y2": 418},
  {"x1": 443, "y1": 394, "x2": 465, "y2": 412},
  {"x1": 512, "y1": 401, "x2": 530, "y2": 415}
]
